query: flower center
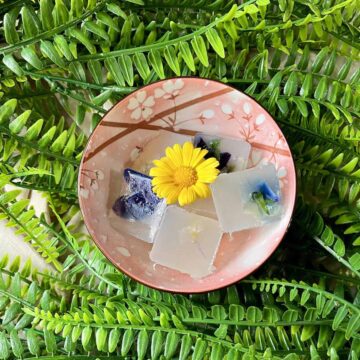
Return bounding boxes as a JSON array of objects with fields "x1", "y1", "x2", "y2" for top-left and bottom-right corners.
[{"x1": 174, "y1": 166, "x2": 198, "y2": 187}]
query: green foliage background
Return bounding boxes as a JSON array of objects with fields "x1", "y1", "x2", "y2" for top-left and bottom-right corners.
[{"x1": 0, "y1": 0, "x2": 359, "y2": 358}]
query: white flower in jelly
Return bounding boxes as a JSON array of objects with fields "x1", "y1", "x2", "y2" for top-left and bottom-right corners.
[
  {"x1": 154, "y1": 79, "x2": 184, "y2": 99},
  {"x1": 128, "y1": 91, "x2": 155, "y2": 120}
]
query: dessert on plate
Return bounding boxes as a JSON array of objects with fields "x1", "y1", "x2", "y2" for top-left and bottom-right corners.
[{"x1": 111, "y1": 131, "x2": 281, "y2": 278}]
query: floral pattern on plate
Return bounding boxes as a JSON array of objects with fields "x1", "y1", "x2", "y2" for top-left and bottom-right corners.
[{"x1": 79, "y1": 78, "x2": 296, "y2": 293}]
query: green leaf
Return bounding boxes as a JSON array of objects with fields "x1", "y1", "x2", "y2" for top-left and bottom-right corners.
[
  {"x1": 119, "y1": 55, "x2": 134, "y2": 86},
  {"x1": 312, "y1": 47, "x2": 329, "y2": 73},
  {"x1": 27, "y1": 329, "x2": 40, "y2": 356},
  {"x1": 133, "y1": 53, "x2": 150, "y2": 80},
  {"x1": 68, "y1": 28, "x2": 96, "y2": 54},
  {"x1": 210, "y1": 343, "x2": 224, "y2": 360},
  {"x1": 314, "y1": 77, "x2": 327, "y2": 100},
  {"x1": 81, "y1": 326, "x2": 92, "y2": 348},
  {"x1": 97, "y1": 12, "x2": 119, "y2": 31},
  {"x1": 284, "y1": 72, "x2": 298, "y2": 96},
  {"x1": 10, "y1": 330, "x2": 23, "y2": 358},
  {"x1": 121, "y1": 329, "x2": 134, "y2": 356},
  {"x1": 214, "y1": 324, "x2": 228, "y2": 339},
  {"x1": 179, "y1": 41, "x2": 195, "y2": 72},
  {"x1": 21, "y1": 6, "x2": 40, "y2": 39},
  {"x1": 179, "y1": 334, "x2": 192, "y2": 360},
  {"x1": 84, "y1": 21, "x2": 110, "y2": 41},
  {"x1": 3, "y1": 55, "x2": 24, "y2": 76},
  {"x1": 292, "y1": 97, "x2": 308, "y2": 117},
  {"x1": 164, "y1": 331, "x2": 180, "y2": 359},
  {"x1": 4, "y1": 8, "x2": 20, "y2": 45},
  {"x1": 151, "y1": 330, "x2": 163, "y2": 360},
  {"x1": 0, "y1": 332, "x2": 9, "y2": 360},
  {"x1": 105, "y1": 58, "x2": 125, "y2": 86},
  {"x1": 0, "y1": 99, "x2": 17, "y2": 124},
  {"x1": 346, "y1": 314, "x2": 360, "y2": 340},
  {"x1": 40, "y1": 40, "x2": 66, "y2": 68},
  {"x1": 205, "y1": 28, "x2": 225, "y2": 58},
  {"x1": 164, "y1": 46, "x2": 181, "y2": 76},
  {"x1": 50, "y1": 130, "x2": 68, "y2": 153},
  {"x1": 349, "y1": 253, "x2": 360, "y2": 271},
  {"x1": 9, "y1": 110, "x2": 31, "y2": 134},
  {"x1": 192, "y1": 339, "x2": 207, "y2": 360},
  {"x1": 246, "y1": 306, "x2": 262, "y2": 322},
  {"x1": 191, "y1": 36, "x2": 209, "y2": 67},
  {"x1": 148, "y1": 49, "x2": 165, "y2": 79},
  {"x1": 54, "y1": 35, "x2": 73, "y2": 61},
  {"x1": 44, "y1": 329, "x2": 56, "y2": 354},
  {"x1": 21, "y1": 47, "x2": 44, "y2": 69},
  {"x1": 39, "y1": 0, "x2": 54, "y2": 30},
  {"x1": 332, "y1": 306, "x2": 348, "y2": 330},
  {"x1": 96, "y1": 327, "x2": 107, "y2": 351},
  {"x1": 137, "y1": 329, "x2": 149, "y2": 360}
]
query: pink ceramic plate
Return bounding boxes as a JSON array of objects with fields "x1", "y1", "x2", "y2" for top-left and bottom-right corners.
[{"x1": 78, "y1": 78, "x2": 296, "y2": 293}]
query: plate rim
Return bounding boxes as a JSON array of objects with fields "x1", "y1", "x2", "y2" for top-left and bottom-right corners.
[{"x1": 78, "y1": 76, "x2": 297, "y2": 294}]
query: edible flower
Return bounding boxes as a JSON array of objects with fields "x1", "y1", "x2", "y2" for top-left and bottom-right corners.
[
  {"x1": 150, "y1": 142, "x2": 220, "y2": 206},
  {"x1": 252, "y1": 181, "x2": 280, "y2": 215}
]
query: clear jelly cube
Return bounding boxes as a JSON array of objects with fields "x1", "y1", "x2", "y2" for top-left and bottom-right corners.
[
  {"x1": 150, "y1": 206, "x2": 223, "y2": 278},
  {"x1": 109, "y1": 198, "x2": 166, "y2": 244},
  {"x1": 211, "y1": 164, "x2": 281, "y2": 233}
]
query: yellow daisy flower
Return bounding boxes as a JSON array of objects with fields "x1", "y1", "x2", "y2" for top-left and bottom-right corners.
[{"x1": 150, "y1": 141, "x2": 220, "y2": 206}]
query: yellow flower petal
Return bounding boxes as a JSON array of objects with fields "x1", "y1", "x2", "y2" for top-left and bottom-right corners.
[
  {"x1": 149, "y1": 142, "x2": 219, "y2": 206},
  {"x1": 197, "y1": 168, "x2": 219, "y2": 183},
  {"x1": 182, "y1": 142, "x2": 194, "y2": 166},
  {"x1": 166, "y1": 187, "x2": 182, "y2": 204},
  {"x1": 193, "y1": 182, "x2": 210, "y2": 198},
  {"x1": 195, "y1": 157, "x2": 219, "y2": 171},
  {"x1": 178, "y1": 187, "x2": 196, "y2": 206},
  {"x1": 152, "y1": 176, "x2": 174, "y2": 186},
  {"x1": 165, "y1": 144, "x2": 182, "y2": 167},
  {"x1": 149, "y1": 167, "x2": 173, "y2": 177},
  {"x1": 190, "y1": 148, "x2": 208, "y2": 167},
  {"x1": 153, "y1": 159, "x2": 172, "y2": 171}
]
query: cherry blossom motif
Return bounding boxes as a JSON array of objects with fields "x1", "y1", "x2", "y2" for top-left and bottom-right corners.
[
  {"x1": 199, "y1": 109, "x2": 215, "y2": 124},
  {"x1": 154, "y1": 79, "x2": 184, "y2": 99},
  {"x1": 128, "y1": 91, "x2": 155, "y2": 120},
  {"x1": 255, "y1": 114, "x2": 265, "y2": 125},
  {"x1": 79, "y1": 169, "x2": 104, "y2": 197},
  {"x1": 243, "y1": 102, "x2": 252, "y2": 115},
  {"x1": 230, "y1": 90, "x2": 246, "y2": 103},
  {"x1": 221, "y1": 103, "x2": 236, "y2": 120}
]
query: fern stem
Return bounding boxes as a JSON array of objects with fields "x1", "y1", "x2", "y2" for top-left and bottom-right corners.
[
  {"x1": 23, "y1": 357, "x2": 124, "y2": 360},
  {"x1": 0, "y1": 287, "x2": 34, "y2": 308},
  {"x1": 277, "y1": 119, "x2": 360, "y2": 159},
  {"x1": 0, "y1": 125, "x2": 79, "y2": 166},
  {"x1": 313, "y1": 235, "x2": 360, "y2": 278},
  {"x1": 9, "y1": 180, "x2": 78, "y2": 198},
  {"x1": 295, "y1": 163, "x2": 360, "y2": 184},
  {"x1": 54, "y1": 86, "x2": 106, "y2": 114},
  {"x1": 0, "y1": 204, "x2": 62, "y2": 271},
  {"x1": 25, "y1": 71, "x2": 136, "y2": 93},
  {"x1": 327, "y1": 31, "x2": 360, "y2": 51},
  {"x1": 0, "y1": 1, "x2": 108, "y2": 55},
  {"x1": 242, "y1": 279, "x2": 360, "y2": 314},
  {"x1": 280, "y1": 263, "x2": 360, "y2": 285},
  {"x1": 74, "y1": 0, "x2": 257, "y2": 62},
  {"x1": 40, "y1": 218, "x2": 125, "y2": 295}
]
